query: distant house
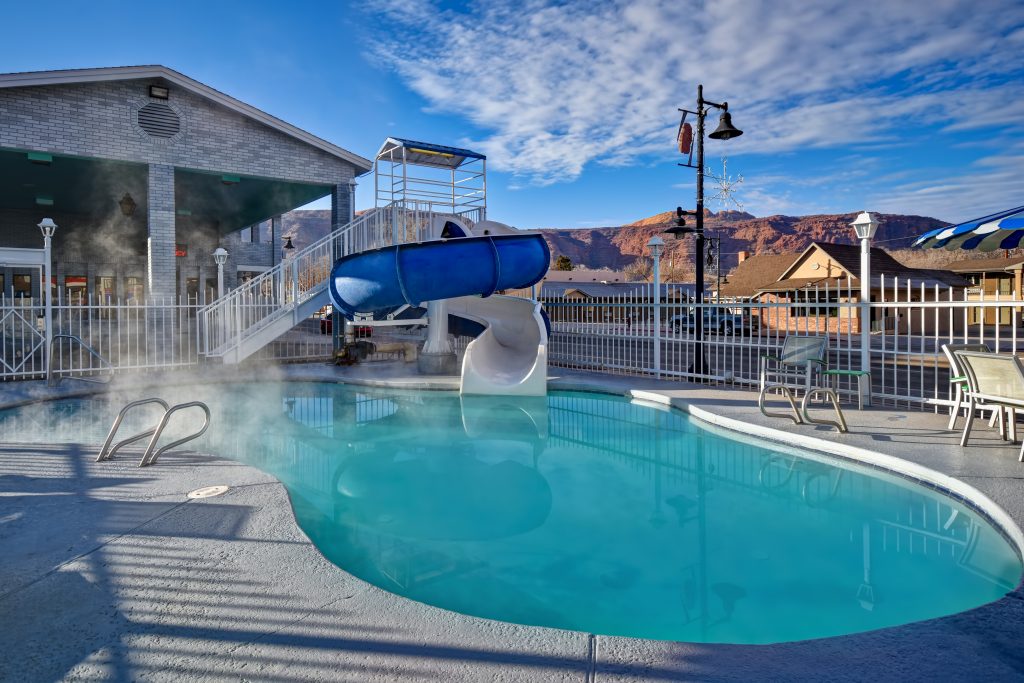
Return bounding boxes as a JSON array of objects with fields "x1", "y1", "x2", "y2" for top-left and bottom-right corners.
[
  {"x1": 944, "y1": 255, "x2": 1024, "y2": 325},
  {"x1": 543, "y1": 268, "x2": 625, "y2": 283},
  {"x1": 538, "y1": 281, "x2": 693, "y2": 324},
  {"x1": 723, "y1": 244, "x2": 968, "y2": 333},
  {"x1": 719, "y1": 252, "x2": 795, "y2": 299}
]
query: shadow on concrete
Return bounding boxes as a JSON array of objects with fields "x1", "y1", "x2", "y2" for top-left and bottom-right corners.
[{"x1": 0, "y1": 442, "x2": 588, "y2": 681}]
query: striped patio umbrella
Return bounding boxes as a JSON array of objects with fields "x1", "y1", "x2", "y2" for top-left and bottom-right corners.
[{"x1": 913, "y1": 205, "x2": 1024, "y2": 251}]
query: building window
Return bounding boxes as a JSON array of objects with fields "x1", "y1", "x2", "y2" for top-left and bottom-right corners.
[
  {"x1": 999, "y1": 277, "x2": 1013, "y2": 295},
  {"x1": 96, "y1": 276, "x2": 115, "y2": 302},
  {"x1": 186, "y1": 277, "x2": 199, "y2": 306},
  {"x1": 13, "y1": 273, "x2": 32, "y2": 300},
  {"x1": 792, "y1": 290, "x2": 840, "y2": 317},
  {"x1": 125, "y1": 276, "x2": 144, "y2": 303},
  {"x1": 65, "y1": 275, "x2": 87, "y2": 305}
]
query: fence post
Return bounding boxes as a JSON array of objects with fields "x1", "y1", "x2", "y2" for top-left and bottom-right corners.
[
  {"x1": 648, "y1": 237, "x2": 663, "y2": 378},
  {"x1": 852, "y1": 212, "x2": 878, "y2": 407}
]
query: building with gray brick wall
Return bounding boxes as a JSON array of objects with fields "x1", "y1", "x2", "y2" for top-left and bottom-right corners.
[{"x1": 0, "y1": 65, "x2": 369, "y2": 302}]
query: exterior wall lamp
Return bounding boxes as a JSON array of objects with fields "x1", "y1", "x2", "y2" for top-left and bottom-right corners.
[{"x1": 119, "y1": 193, "x2": 137, "y2": 217}]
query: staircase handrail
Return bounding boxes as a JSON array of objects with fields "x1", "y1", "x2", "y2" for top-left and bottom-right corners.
[{"x1": 199, "y1": 201, "x2": 446, "y2": 356}]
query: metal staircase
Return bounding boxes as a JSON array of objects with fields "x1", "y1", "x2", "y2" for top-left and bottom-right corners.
[{"x1": 199, "y1": 201, "x2": 472, "y2": 364}]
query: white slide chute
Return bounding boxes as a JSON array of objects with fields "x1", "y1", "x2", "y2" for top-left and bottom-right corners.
[{"x1": 445, "y1": 294, "x2": 548, "y2": 396}]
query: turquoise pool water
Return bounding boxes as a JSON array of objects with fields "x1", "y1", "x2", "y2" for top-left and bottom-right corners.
[{"x1": 2, "y1": 382, "x2": 1021, "y2": 644}]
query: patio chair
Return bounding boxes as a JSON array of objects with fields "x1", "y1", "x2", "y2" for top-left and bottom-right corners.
[
  {"x1": 758, "y1": 335, "x2": 846, "y2": 432},
  {"x1": 954, "y1": 350, "x2": 1024, "y2": 461},
  {"x1": 759, "y1": 335, "x2": 829, "y2": 394},
  {"x1": 941, "y1": 342, "x2": 990, "y2": 430}
]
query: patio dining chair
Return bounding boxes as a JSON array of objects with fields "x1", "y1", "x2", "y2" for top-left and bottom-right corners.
[
  {"x1": 759, "y1": 335, "x2": 829, "y2": 394},
  {"x1": 954, "y1": 350, "x2": 1024, "y2": 461},
  {"x1": 941, "y1": 342, "x2": 990, "y2": 430},
  {"x1": 758, "y1": 335, "x2": 846, "y2": 432}
]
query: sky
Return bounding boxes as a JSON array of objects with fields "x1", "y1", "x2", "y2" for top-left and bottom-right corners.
[{"x1": 1, "y1": 0, "x2": 1022, "y2": 229}]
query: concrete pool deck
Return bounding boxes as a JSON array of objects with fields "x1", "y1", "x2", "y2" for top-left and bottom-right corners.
[{"x1": 1, "y1": 362, "x2": 1023, "y2": 681}]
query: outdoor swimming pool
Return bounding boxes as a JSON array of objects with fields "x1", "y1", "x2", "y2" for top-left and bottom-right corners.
[{"x1": 2, "y1": 382, "x2": 1020, "y2": 644}]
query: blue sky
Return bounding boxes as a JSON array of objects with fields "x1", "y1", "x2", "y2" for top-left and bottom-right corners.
[{"x1": 2, "y1": 0, "x2": 1023, "y2": 228}]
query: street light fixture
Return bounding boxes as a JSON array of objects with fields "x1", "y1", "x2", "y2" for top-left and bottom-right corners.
[
  {"x1": 666, "y1": 84, "x2": 743, "y2": 374},
  {"x1": 212, "y1": 247, "x2": 229, "y2": 299},
  {"x1": 38, "y1": 218, "x2": 57, "y2": 373}
]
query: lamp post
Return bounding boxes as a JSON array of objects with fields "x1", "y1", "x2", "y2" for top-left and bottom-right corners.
[
  {"x1": 665, "y1": 84, "x2": 742, "y2": 375},
  {"x1": 212, "y1": 247, "x2": 228, "y2": 299},
  {"x1": 38, "y1": 218, "x2": 57, "y2": 374},
  {"x1": 648, "y1": 236, "x2": 664, "y2": 377},
  {"x1": 851, "y1": 211, "x2": 878, "y2": 407}
]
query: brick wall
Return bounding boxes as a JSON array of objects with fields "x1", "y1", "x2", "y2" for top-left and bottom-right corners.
[
  {"x1": 0, "y1": 78, "x2": 357, "y2": 186},
  {"x1": 0, "y1": 76, "x2": 362, "y2": 299}
]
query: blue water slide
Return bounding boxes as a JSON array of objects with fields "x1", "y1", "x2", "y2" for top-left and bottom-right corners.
[{"x1": 328, "y1": 234, "x2": 550, "y2": 319}]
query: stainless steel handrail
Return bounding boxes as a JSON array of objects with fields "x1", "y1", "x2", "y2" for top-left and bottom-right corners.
[
  {"x1": 47, "y1": 334, "x2": 114, "y2": 386},
  {"x1": 139, "y1": 401, "x2": 211, "y2": 467},
  {"x1": 96, "y1": 398, "x2": 171, "y2": 462}
]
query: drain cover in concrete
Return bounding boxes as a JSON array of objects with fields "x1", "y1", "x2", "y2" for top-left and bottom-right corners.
[{"x1": 187, "y1": 485, "x2": 230, "y2": 499}]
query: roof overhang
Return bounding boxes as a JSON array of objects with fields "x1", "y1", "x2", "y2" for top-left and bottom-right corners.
[
  {"x1": 376, "y1": 137, "x2": 485, "y2": 170},
  {"x1": 0, "y1": 65, "x2": 373, "y2": 175}
]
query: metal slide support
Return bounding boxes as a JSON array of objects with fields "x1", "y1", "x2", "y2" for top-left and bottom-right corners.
[
  {"x1": 96, "y1": 397, "x2": 171, "y2": 462},
  {"x1": 139, "y1": 401, "x2": 211, "y2": 467}
]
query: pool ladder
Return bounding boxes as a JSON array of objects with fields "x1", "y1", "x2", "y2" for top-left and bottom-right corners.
[{"x1": 97, "y1": 398, "x2": 211, "y2": 467}]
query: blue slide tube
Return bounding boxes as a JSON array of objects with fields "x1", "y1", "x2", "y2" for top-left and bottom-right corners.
[{"x1": 329, "y1": 234, "x2": 550, "y2": 319}]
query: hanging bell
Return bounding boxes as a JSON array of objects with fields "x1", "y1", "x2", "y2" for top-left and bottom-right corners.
[{"x1": 709, "y1": 111, "x2": 743, "y2": 140}]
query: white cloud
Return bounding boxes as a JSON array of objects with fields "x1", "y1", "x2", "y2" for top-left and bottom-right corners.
[
  {"x1": 370, "y1": 0, "x2": 1024, "y2": 186},
  {"x1": 870, "y1": 153, "x2": 1024, "y2": 222}
]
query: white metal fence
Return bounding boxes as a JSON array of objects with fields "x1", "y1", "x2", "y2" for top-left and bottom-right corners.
[
  {"x1": 0, "y1": 293, "x2": 335, "y2": 382},
  {"x1": 8, "y1": 265, "x2": 1024, "y2": 413},
  {"x1": 539, "y1": 276, "x2": 1024, "y2": 410}
]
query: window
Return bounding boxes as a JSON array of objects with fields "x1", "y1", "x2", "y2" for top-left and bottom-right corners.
[
  {"x1": 13, "y1": 274, "x2": 32, "y2": 299},
  {"x1": 96, "y1": 276, "x2": 115, "y2": 302},
  {"x1": 125, "y1": 276, "x2": 144, "y2": 303},
  {"x1": 65, "y1": 275, "x2": 87, "y2": 305},
  {"x1": 792, "y1": 290, "x2": 840, "y2": 317},
  {"x1": 186, "y1": 277, "x2": 199, "y2": 305}
]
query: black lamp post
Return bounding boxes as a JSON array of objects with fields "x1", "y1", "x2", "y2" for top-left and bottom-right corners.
[{"x1": 665, "y1": 84, "x2": 742, "y2": 374}]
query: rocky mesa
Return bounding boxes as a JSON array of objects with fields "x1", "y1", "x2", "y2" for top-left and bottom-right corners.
[{"x1": 279, "y1": 208, "x2": 952, "y2": 277}]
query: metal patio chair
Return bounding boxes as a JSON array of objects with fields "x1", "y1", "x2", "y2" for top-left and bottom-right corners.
[
  {"x1": 759, "y1": 335, "x2": 829, "y2": 395},
  {"x1": 758, "y1": 335, "x2": 846, "y2": 432},
  {"x1": 955, "y1": 350, "x2": 1024, "y2": 461},
  {"x1": 942, "y1": 342, "x2": 991, "y2": 430}
]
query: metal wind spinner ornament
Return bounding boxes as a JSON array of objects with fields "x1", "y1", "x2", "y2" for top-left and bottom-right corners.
[{"x1": 704, "y1": 158, "x2": 744, "y2": 210}]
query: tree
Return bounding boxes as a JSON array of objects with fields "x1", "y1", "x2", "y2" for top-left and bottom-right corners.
[{"x1": 554, "y1": 255, "x2": 573, "y2": 271}]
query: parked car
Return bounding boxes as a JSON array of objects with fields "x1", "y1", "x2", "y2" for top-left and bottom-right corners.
[
  {"x1": 318, "y1": 306, "x2": 371, "y2": 337},
  {"x1": 670, "y1": 307, "x2": 746, "y2": 335}
]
